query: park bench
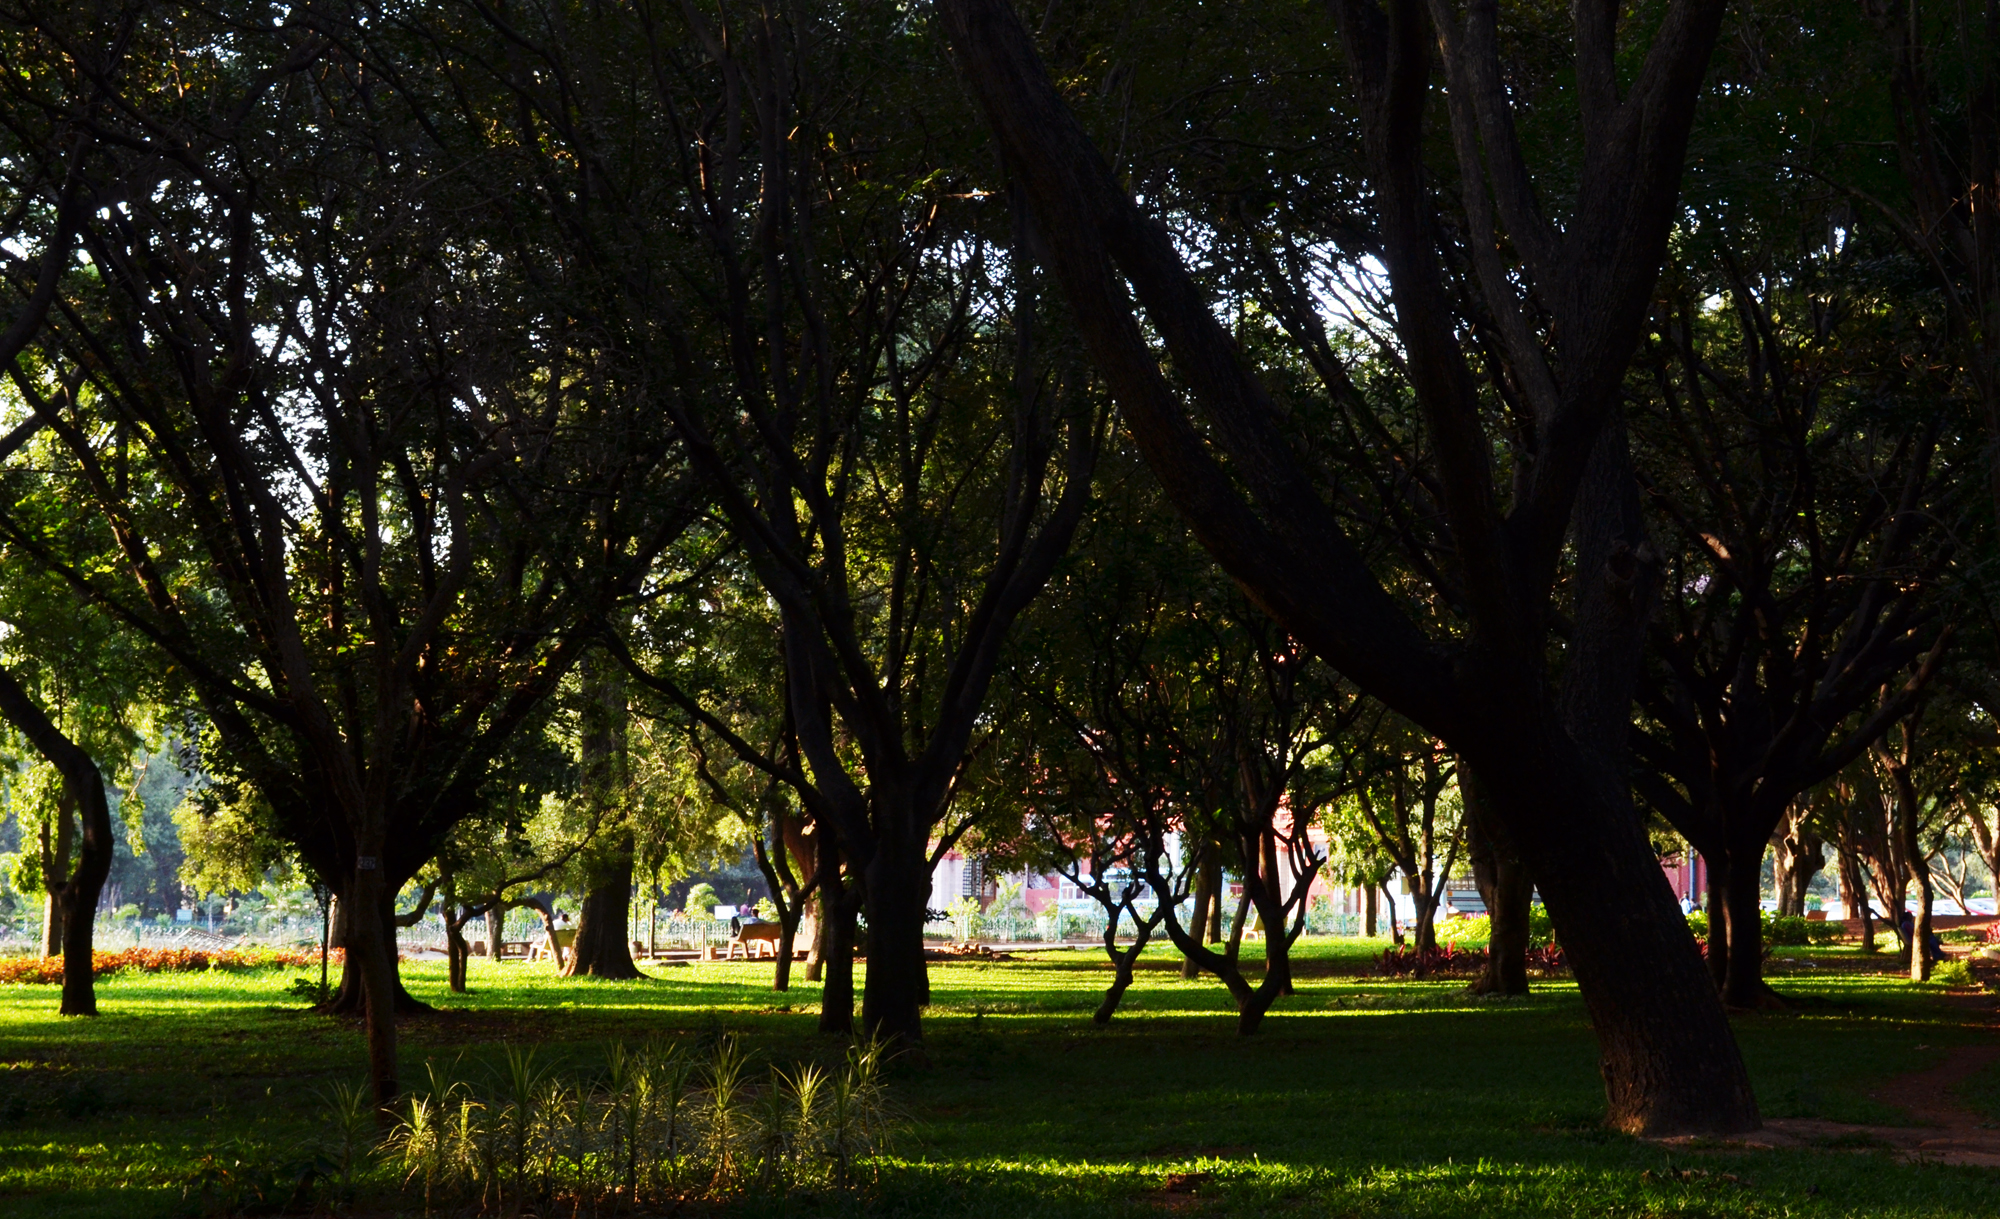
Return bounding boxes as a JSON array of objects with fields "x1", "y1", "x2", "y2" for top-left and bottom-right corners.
[{"x1": 529, "y1": 928, "x2": 576, "y2": 963}]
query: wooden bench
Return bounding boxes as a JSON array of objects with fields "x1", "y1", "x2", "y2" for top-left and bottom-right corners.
[{"x1": 529, "y1": 928, "x2": 575, "y2": 963}]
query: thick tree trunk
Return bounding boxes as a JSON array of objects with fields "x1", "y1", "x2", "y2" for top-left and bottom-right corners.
[
  {"x1": 1720, "y1": 846, "x2": 1779, "y2": 1009},
  {"x1": 1482, "y1": 755, "x2": 1759, "y2": 1136},
  {"x1": 486, "y1": 907, "x2": 504, "y2": 961},
  {"x1": 325, "y1": 893, "x2": 435, "y2": 1016},
  {"x1": 348, "y1": 861, "x2": 400, "y2": 1107},
  {"x1": 1364, "y1": 884, "x2": 1378, "y2": 938},
  {"x1": 565, "y1": 838, "x2": 642, "y2": 979},
  {"x1": 860, "y1": 850, "x2": 930, "y2": 1052},
  {"x1": 58, "y1": 784, "x2": 113, "y2": 1017}
]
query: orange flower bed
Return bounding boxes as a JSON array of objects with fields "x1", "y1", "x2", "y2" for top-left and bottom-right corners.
[{"x1": 0, "y1": 946, "x2": 335, "y2": 984}]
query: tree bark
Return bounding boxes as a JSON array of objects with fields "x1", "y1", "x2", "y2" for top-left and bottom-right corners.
[
  {"x1": 347, "y1": 858, "x2": 400, "y2": 1108},
  {"x1": 1364, "y1": 883, "x2": 1377, "y2": 938},
  {"x1": 565, "y1": 835, "x2": 643, "y2": 979},
  {"x1": 1182, "y1": 849, "x2": 1217, "y2": 979},
  {"x1": 324, "y1": 892, "x2": 436, "y2": 1016},
  {"x1": 1719, "y1": 838, "x2": 1779, "y2": 1009},
  {"x1": 40, "y1": 803, "x2": 71, "y2": 961},
  {"x1": 0, "y1": 665, "x2": 115, "y2": 1016},
  {"x1": 1466, "y1": 771, "x2": 1530, "y2": 996},
  {"x1": 818, "y1": 881, "x2": 858, "y2": 1035},
  {"x1": 860, "y1": 844, "x2": 931, "y2": 1052},
  {"x1": 1892, "y1": 764, "x2": 1934, "y2": 981}
]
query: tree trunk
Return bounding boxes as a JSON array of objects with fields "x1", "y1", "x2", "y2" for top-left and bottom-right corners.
[
  {"x1": 1703, "y1": 855, "x2": 1729, "y2": 988},
  {"x1": 445, "y1": 909, "x2": 470, "y2": 993},
  {"x1": 1482, "y1": 755, "x2": 1759, "y2": 1136},
  {"x1": 1364, "y1": 883, "x2": 1377, "y2": 938},
  {"x1": 486, "y1": 906, "x2": 504, "y2": 961},
  {"x1": 1466, "y1": 773, "x2": 1530, "y2": 996},
  {"x1": 1899, "y1": 785, "x2": 1934, "y2": 981},
  {"x1": 807, "y1": 816, "x2": 841, "y2": 987},
  {"x1": 860, "y1": 848, "x2": 930, "y2": 1052},
  {"x1": 1720, "y1": 843, "x2": 1779, "y2": 1009},
  {"x1": 1773, "y1": 822, "x2": 1824, "y2": 918},
  {"x1": 348, "y1": 860, "x2": 400, "y2": 1108},
  {"x1": 325, "y1": 893, "x2": 435, "y2": 1016},
  {"x1": 0, "y1": 665, "x2": 117, "y2": 1016},
  {"x1": 818, "y1": 884, "x2": 858, "y2": 1035},
  {"x1": 773, "y1": 908, "x2": 797, "y2": 992},
  {"x1": 40, "y1": 803, "x2": 71, "y2": 961},
  {"x1": 1181, "y1": 853, "x2": 1214, "y2": 980},
  {"x1": 566, "y1": 837, "x2": 642, "y2": 979},
  {"x1": 1839, "y1": 839, "x2": 1876, "y2": 951}
]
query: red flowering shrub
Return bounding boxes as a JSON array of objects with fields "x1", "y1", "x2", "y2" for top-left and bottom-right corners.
[
  {"x1": 1377, "y1": 943, "x2": 1567, "y2": 979},
  {"x1": 0, "y1": 946, "x2": 333, "y2": 984}
]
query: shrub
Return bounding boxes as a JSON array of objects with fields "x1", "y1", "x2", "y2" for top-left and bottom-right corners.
[
  {"x1": 1931, "y1": 959, "x2": 1975, "y2": 988},
  {"x1": 1762, "y1": 913, "x2": 1845, "y2": 946},
  {"x1": 1377, "y1": 944, "x2": 1567, "y2": 978},
  {"x1": 0, "y1": 946, "x2": 330, "y2": 985},
  {"x1": 1434, "y1": 915, "x2": 1490, "y2": 945},
  {"x1": 370, "y1": 1034, "x2": 900, "y2": 1214}
]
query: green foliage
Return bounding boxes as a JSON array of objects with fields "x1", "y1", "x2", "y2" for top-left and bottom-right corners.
[
  {"x1": 367, "y1": 1033, "x2": 899, "y2": 1211},
  {"x1": 1930, "y1": 959, "x2": 1975, "y2": 988},
  {"x1": 682, "y1": 883, "x2": 720, "y2": 919}
]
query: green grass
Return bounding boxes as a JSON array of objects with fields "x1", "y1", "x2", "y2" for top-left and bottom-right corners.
[{"x1": 0, "y1": 936, "x2": 1994, "y2": 1217}]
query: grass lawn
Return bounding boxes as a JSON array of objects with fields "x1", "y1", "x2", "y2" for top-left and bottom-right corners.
[{"x1": 0, "y1": 936, "x2": 1994, "y2": 1217}]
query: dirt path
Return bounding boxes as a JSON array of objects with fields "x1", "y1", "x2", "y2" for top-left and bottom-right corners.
[{"x1": 1660, "y1": 983, "x2": 2000, "y2": 1167}]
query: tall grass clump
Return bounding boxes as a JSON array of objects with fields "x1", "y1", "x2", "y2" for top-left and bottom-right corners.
[{"x1": 364, "y1": 1034, "x2": 900, "y2": 1214}]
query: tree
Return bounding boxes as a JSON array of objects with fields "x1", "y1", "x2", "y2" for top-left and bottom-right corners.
[
  {"x1": 0, "y1": 7, "x2": 691, "y2": 1103},
  {"x1": 939, "y1": 0, "x2": 1757, "y2": 1132},
  {"x1": 416, "y1": 0, "x2": 1109, "y2": 1051},
  {"x1": 1011, "y1": 506, "x2": 1359, "y2": 1033},
  {"x1": 1627, "y1": 231, "x2": 1954, "y2": 1008}
]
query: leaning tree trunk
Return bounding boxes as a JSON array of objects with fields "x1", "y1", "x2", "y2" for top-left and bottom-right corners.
[
  {"x1": 0, "y1": 664, "x2": 116, "y2": 1016},
  {"x1": 1482, "y1": 747, "x2": 1761, "y2": 1136},
  {"x1": 566, "y1": 834, "x2": 643, "y2": 979}
]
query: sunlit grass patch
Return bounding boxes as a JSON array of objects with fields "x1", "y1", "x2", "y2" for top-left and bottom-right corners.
[{"x1": 0, "y1": 939, "x2": 1994, "y2": 1216}]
